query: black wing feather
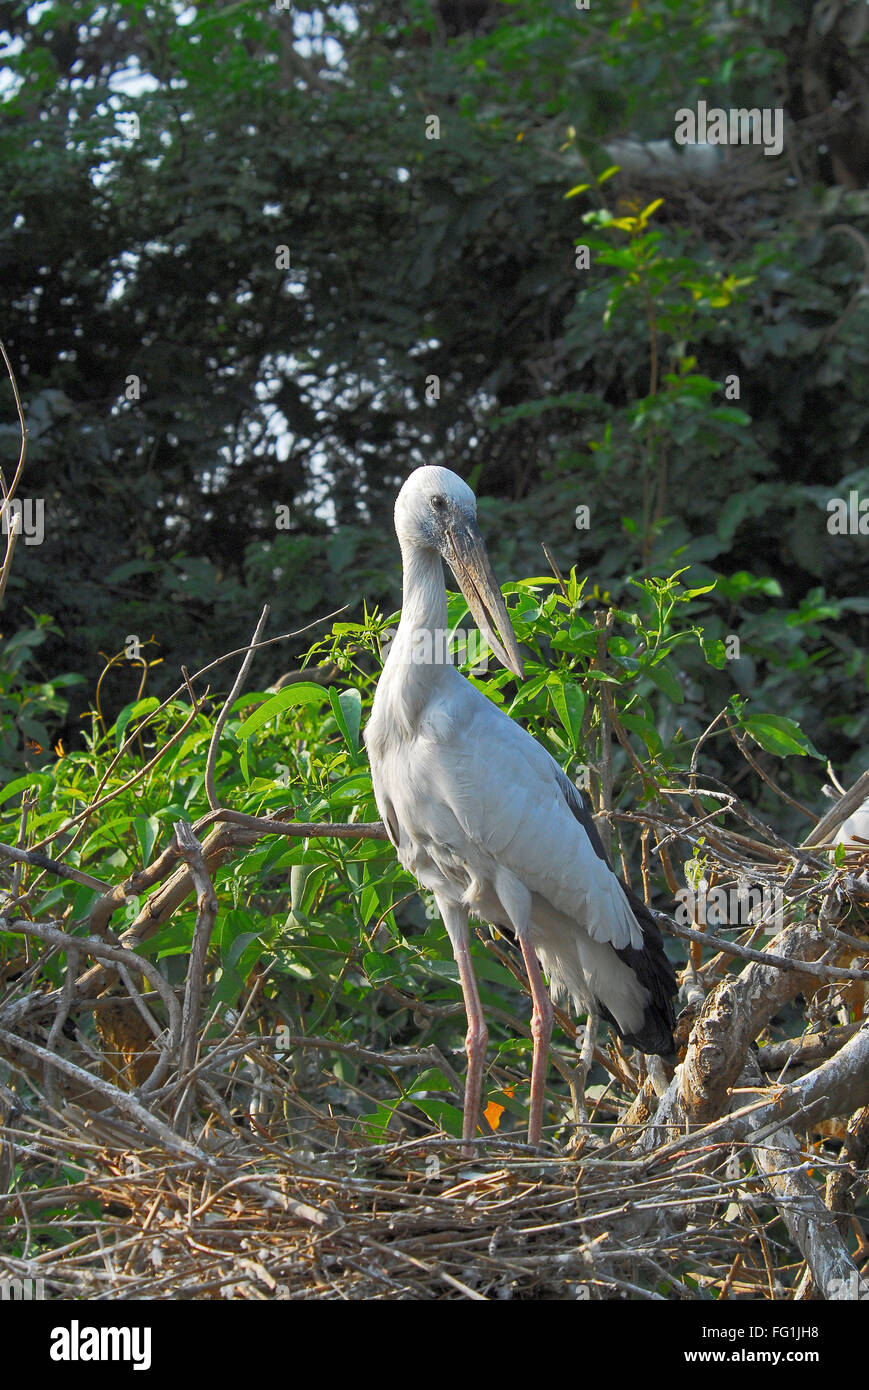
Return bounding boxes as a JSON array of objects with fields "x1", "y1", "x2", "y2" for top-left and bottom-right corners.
[{"x1": 555, "y1": 771, "x2": 678, "y2": 1059}]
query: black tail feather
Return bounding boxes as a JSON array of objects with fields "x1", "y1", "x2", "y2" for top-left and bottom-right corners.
[
  {"x1": 554, "y1": 773, "x2": 679, "y2": 1058},
  {"x1": 599, "y1": 884, "x2": 678, "y2": 1060}
]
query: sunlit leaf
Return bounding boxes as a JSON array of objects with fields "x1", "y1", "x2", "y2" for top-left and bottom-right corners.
[{"x1": 484, "y1": 1099, "x2": 506, "y2": 1131}]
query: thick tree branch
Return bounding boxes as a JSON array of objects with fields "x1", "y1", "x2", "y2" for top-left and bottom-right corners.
[{"x1": 741, "y1": 1055, "x2": 861, "y2": 1301}]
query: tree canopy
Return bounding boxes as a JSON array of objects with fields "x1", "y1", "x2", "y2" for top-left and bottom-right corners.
[
  {"x1": 2, "y1": 3, "x2": 869, "y2": 1302},
  {"x1": 1, "y1": 0, "x2": 867, "y2": 785}
]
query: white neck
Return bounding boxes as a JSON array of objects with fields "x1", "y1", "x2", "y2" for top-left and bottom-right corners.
[
  {"x1": 375, "y1": 540, "x2": 454, "y2": 733},
  {"x1": 398, "y1": 539, "x2": 448, "y2": 637}
]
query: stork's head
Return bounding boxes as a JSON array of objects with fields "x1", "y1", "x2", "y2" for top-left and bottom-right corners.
[{"x1": 394, "y1": 466, "x2": 525, "y2": 680}]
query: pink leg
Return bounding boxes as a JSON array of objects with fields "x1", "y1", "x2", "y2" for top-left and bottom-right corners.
[
  {"x1": 440, "y1": 901, "x2": 487, "y2": 1158},
  {"x1": 515, "y1": 927, "x2": 554, "y2": 1147}
]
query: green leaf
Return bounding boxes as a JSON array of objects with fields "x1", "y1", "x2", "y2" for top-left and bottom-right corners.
[
  {"x1": 716, "y1": 571, "x2": 783, "y2": 601},
  {"x1": 115, "y1": 697, "x2": 160, "y2": 751},
  {"x1": 139, "y1": 918, "x2": 195, "y2": 959},
  {"x1": 0, "y1": 773, "x2": 51, "y2": 805},
  {"x1": 508, "y1": 673, "x2": 549, "y2": 716},
  {"x1": 547, "y1": 678, "x2": 586, "y2": 750},
  {"x1": 410, "y1": 1096, "x2": 464, "y2": 1138},
  {"x1": 235, "y1": 684, "x2": 330, "y2": 739},
  {"x1": 329, "y1": 686, "x2": 362, "y2": 753},
  {"x1": 328, "y1": 771, "x2": 374, "y2": 803},
  {"x1": 363, "y1": 950, "x2": 397, "y2": 982},
  {"x1": 741, "y1": 714, "x2": 824, "y2": 759},
  {"x1": 407, "y1": 1068, "x2": 453, "y2": 1094},
  {"x1": 289, "y1": 862, "x2": 314, "y2": 916},
  {"x1": 619, "y1": 711, "x2": 662, "y2": 756},
  {"x1": 701, "y1": 638, "x2": 728, "y2": 669},
  {"x1": 81, "y1": 815, "x2": 135, "y2": 855},
  {"x1": 226, "y1": 929, "x2": 265, "y2": 971},
  {"x1": 133, "y1": 815, "x2": 160, "y2": 867},
  {"x1": 359, "y1": 882, "x2": 380, "y2": 925},
  {"x1": 644, "y1": 659, "x2": 683, "y2": 703},
  {"x1": 582, "y1": 670, "x2": 622, "y2": 684},
  {"x1": 357, "y1": 1103, "x2": 399, "y2": 1143}
]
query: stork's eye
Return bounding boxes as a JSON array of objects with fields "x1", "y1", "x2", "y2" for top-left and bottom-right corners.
[{"x1": 430, "y1": 495, "x2": 446, "y2": 512}]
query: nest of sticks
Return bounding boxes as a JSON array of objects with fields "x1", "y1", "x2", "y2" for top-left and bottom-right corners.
[
  {"x1": 1, "y1": 611, "x2": 868, "y2": 1300},
  {"x1": 1, "y1": 761, "x2": 868, "y2": 1300},
  {"x1": 0, "y1": 1106, "x2": 840, "y2": 1302}
]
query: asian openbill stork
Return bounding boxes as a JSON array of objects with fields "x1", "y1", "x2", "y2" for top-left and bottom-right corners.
[{"x1": 364, "y1": 466, "x2": 677, "y2": 1150}]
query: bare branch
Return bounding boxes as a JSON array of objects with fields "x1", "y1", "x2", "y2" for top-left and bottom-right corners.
[
  {"x1": 0, "y1": 842, "x2": 113, "y2": 893},
  {"x1": 0, "y1": 337, "x2": 28, "y2": 610},
  {"x1": 743, "y1": 1058, "x2": 860, "y2": 1301},
  {"x1": 172, "y1": 821, "x2": 220, "y2": 1131},
  {"x1": 205, "y1": 605, "x2": 270, "y2": 812},
  {"x1": 664, "y1": 913, "x2": 869, "y2": 983},
  {"x1": 0, "y1": 1026, "x2": 209, "y2": 1164},
  {"x1": 803, "y1": 769, "x2": 869, "y2": 850},
  {"x1": 29, "y1": 607, "x2": 349, "y2": 856}
]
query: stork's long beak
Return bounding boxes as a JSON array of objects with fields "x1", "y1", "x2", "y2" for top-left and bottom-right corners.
[{"x1": 444, "y1": 521, "x2": 525, "y2": 680}]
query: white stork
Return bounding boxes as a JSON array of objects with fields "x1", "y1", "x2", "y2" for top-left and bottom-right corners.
[{"x1": 364, "y1": 466, "x2": 677, "y2": 1150}]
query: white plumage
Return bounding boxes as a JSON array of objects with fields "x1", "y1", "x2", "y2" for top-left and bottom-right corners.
[
  {"x1": 835, "y1": 796, "x2": 869, "y2": 854},
  {"x1": 365, "y1": 466, "x2": 676, "y2": 1149},
  {"x1": 834, "y1": 794, "x2": 869, "y2": 886}
]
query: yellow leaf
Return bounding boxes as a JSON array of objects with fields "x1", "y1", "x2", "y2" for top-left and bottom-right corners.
[
  {"x1": 637, "y1": 197, "x2": 664, "y2": 227},
  {"x1": 597, "y1": 165, "x2": 620, "y2": 184},
  {"x1": 484, "y1": 1100, "x2": 506, "y2": 1132},
  {"x1": 564, "y1": 183, "x2": 590, "y2": 198}
]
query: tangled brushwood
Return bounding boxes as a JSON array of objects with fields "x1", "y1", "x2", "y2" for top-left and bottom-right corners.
[
  {"x1": 0, "y1": 609, "x2": 868, "y2": 1300},
  {"x1": 0, "y1": 477, "x2": 867, "y2": 1303}
]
